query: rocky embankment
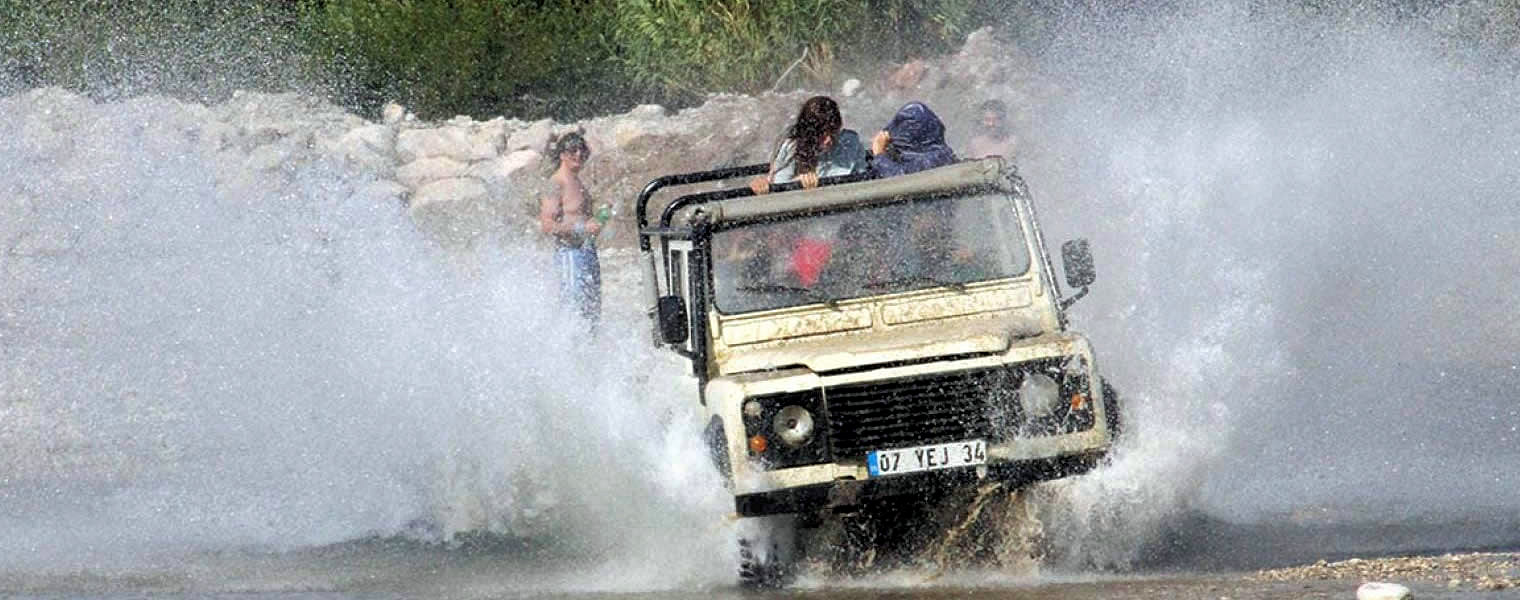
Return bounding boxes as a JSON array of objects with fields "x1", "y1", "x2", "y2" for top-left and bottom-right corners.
[
  {"x1": 1252, "y1": 552, "x2": 1520, "y2": 593},
  {"x1": 3, "y1": 28, "x2": 1052, "y2": 255}
]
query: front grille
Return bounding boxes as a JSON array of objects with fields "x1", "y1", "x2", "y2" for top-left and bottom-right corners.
[
  {"x1": 826, "y1": 366, "x2": 1016, "y2": 458},
  {"x1": 824, "y1": 358, "x2": 1091, "y2": 459}
]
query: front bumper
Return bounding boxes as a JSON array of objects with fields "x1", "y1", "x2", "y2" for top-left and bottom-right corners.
[{"x1": 734, "y1": 450, "x2": 1103, "y2": 517}]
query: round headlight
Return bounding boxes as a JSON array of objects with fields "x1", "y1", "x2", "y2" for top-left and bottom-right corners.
[
  {"x1": 1018, "y1": 372, "x2": 1061, "y2": 417},
  {"x1": 772, "y1": 405, "x2": 815, "y2": 448}
]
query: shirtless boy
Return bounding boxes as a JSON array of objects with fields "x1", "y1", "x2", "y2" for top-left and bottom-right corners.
[{"x1": 538, "y1": 132, "x2": 602, "y2": 328}]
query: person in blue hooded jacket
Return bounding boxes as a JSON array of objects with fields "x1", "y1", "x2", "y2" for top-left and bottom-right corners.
[
  {"x1": 864, "y1": 103, "x2": 983, "y2": 283},
  {"x1": 868, "y1": 101, "x2": 958, "y2": 177}
]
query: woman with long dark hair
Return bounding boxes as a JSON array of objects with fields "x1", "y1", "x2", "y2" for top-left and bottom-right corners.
[{"x1": 749, "y1": 96, "x2": 868, "y2": 194}]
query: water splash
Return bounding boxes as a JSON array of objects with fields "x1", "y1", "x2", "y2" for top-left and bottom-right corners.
[
  {"x1": 0, "y1": 89, "x2": 732, "y2": 586},
  {"x1": 1016, "y1": 2, "x2": 1520, "y2": 567}
]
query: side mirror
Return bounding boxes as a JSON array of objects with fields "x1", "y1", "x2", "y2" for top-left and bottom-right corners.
[
  {"x1": 1061, "y1": 239, "x2": 1096, "y2": 288},
  {"x1": 656, "y1": 295, "x2": 689, "y2": 345}
]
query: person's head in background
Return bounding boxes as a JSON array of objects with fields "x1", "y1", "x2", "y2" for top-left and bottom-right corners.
[{"x1": 978, "y1": 99, "x2": 1009, "y2": 140}]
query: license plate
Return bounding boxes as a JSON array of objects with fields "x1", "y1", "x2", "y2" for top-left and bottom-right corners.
[{"x1": 867, "y1": 439, "x2": 986, "y2": 477}]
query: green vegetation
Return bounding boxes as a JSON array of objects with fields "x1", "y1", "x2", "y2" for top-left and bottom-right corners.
[
  {"x1": 0, "y1": 0, "x2": 985, "y2": 120},
  {"x1": 0, "y1": 1, "x2": 308, "y2": 102},
  {"x1": 299, "y1": 0, "x2": 631, "y2": 119},
  {"x1": 3, "y1": 1, "x2": 1519, "y2": 120},
  {"x1": 302, "y1": 0, "x2": 980, "y2": 119},
  {"x1": 612, "y1": 0, "x2": 975, "y2": 97}
]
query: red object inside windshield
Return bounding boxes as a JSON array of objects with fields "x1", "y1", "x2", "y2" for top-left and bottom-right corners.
[{"x1": 790, "y1": 238, "x2": 833, "y2": 287}]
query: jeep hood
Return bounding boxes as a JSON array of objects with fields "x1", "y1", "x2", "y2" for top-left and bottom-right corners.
[{"x1": 712, "y1": 312, "x2": 1044, "y2": 375}]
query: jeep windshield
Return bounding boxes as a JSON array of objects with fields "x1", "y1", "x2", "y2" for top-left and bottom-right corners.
[{"x1": 711, "y1": 192, "x2": 1031, "y2": 314}]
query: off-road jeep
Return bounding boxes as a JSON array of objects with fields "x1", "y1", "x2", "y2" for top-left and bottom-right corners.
[{"x1": 634, "y1": 158, "x2": 1118, "y2": 583}]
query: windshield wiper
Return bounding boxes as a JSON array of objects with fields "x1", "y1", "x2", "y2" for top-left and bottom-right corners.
[
  {"x1": 862, "y1": 275, "x2": 969, "y2": 293},
  {"x1": 735, "y1": 284, "x2": 842, "y2": 309}
]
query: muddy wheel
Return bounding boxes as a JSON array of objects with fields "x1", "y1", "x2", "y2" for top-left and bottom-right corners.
[
  {"x1": 737, "y1": 538, "x2": 785, "y2": 587},
  {"x1": 797, "y1": 509, "x2": 889, "y2": 576},
  {"x1": 737, "y1": 516, "x2": 797, "y2": 588}
]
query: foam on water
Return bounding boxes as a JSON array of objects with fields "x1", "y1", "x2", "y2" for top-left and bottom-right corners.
[{"x1": 0, "y1": 91, "x2": 732, "y2": 586}]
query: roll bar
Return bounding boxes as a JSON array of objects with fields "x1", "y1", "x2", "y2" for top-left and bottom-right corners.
[
  {"x1": 634, "y1": 164, "x2": 877, "y2": 250},
  {"x1": 635, "y1": 163, "x2": 768, "y2": 251}
]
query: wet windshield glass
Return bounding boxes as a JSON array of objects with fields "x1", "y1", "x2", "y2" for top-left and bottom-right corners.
[{"x1": 710, "y1": 193, "x2": 1031, "y2": 314}]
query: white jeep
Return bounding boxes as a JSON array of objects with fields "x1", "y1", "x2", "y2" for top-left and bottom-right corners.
[{"x1": 634, "y1": 158, "x2": 1118, "y2": 583}]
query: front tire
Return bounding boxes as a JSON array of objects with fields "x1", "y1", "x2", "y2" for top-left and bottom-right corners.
[{"x1": 737, "y1": 515, "x2": 797, "y2": 588}]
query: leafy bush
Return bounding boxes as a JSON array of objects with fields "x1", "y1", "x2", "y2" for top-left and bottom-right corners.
[
  {"x1": 297, "y1": 0, "x2": 981, "y2": 119},
  {"x1": 612, "y1": 0, "x2": 978, "y2": 99},
  {"x1": 298, "y1": 0, "x2": 633, "y2": 120}
]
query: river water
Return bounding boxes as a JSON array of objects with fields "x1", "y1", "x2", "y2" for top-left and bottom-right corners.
[{"x1": 3, "y1": 2, "x2": 1519, "y2": 598}]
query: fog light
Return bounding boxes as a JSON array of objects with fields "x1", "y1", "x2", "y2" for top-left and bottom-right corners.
[
  {"x1": 748, "y1": 434, "x2": 768, "y2": 454},
  {"x1": 743, "y1": 400, "x2": 763, "y2": 418},
  {"x1": 772, "y1": 405, "x2": 815, "y2": 448}
]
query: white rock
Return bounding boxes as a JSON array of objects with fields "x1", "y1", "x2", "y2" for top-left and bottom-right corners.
[
  {"x1": 245, "y1": 143, "x2": 292, "y2": 172},
  {"x1": 342, "y1": 123, "x2": 395, "y2": 152},
  {"x1": 194, "y1": 121, "x2": 238, "y2": 154},
  {"x1": 474, "y1": 117, "x2": 508, "y2": 143},
  {"x1": 396, "y1": 126, "x2": 497, "y2": 163},
  {"x1": 464, "y1": 160, "x2": 498, "y2": 183},
  {"x1": 507, "y1": 118, "x2": 554, "y2": 152},
  {"x1": 14, "y1": 87, "x2": 94, "y2": 120},
  {"x1": 396, "y1": 157, "x2": 469, "y2": 189},
  {"x1": 467, "y1": 150, "x2": 541, "y2": 183},
  {"x1": 611, "y1": 118, "x2": 656, "y2": 149},
  {"x1": 496, "y1": 149, "x2": 543, "y2": 179},
  {"x1": 382, "y1": 102, "x2": 406, "y2": 125},
  {"x1": 348, "y1": 180, "x2": 409, "y2": 205},
  {"x1": 1356, "y1": 582, "x2": 1412, "y2": 600},
  {"x1": 220, "y1": 91, "x2": 334, "y2": 125},
  {"x1": 411, "y1": 177, "x2": 489, "y2": 211},
  {"x1": 408, "y1": 177, "x2": 497, "y2": 244},
  {"x1": 840, "y1": 78, "x2": 863, "y2": 97},
  {"x1": 19, "y1": 111, "x2": 74, "y2": 161},
  {"x1": 321, "y1": 124, "x2": 396, "y2": 172},
  {"x1": 242, "y1": 120, "x2": 305, "y2": 145},
  {"x1": 628, "y1": 103, "x2": 667, "y2": 119},
  {"x1": 466, "y1": 126, "x2": 505, "y2": 159}
]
